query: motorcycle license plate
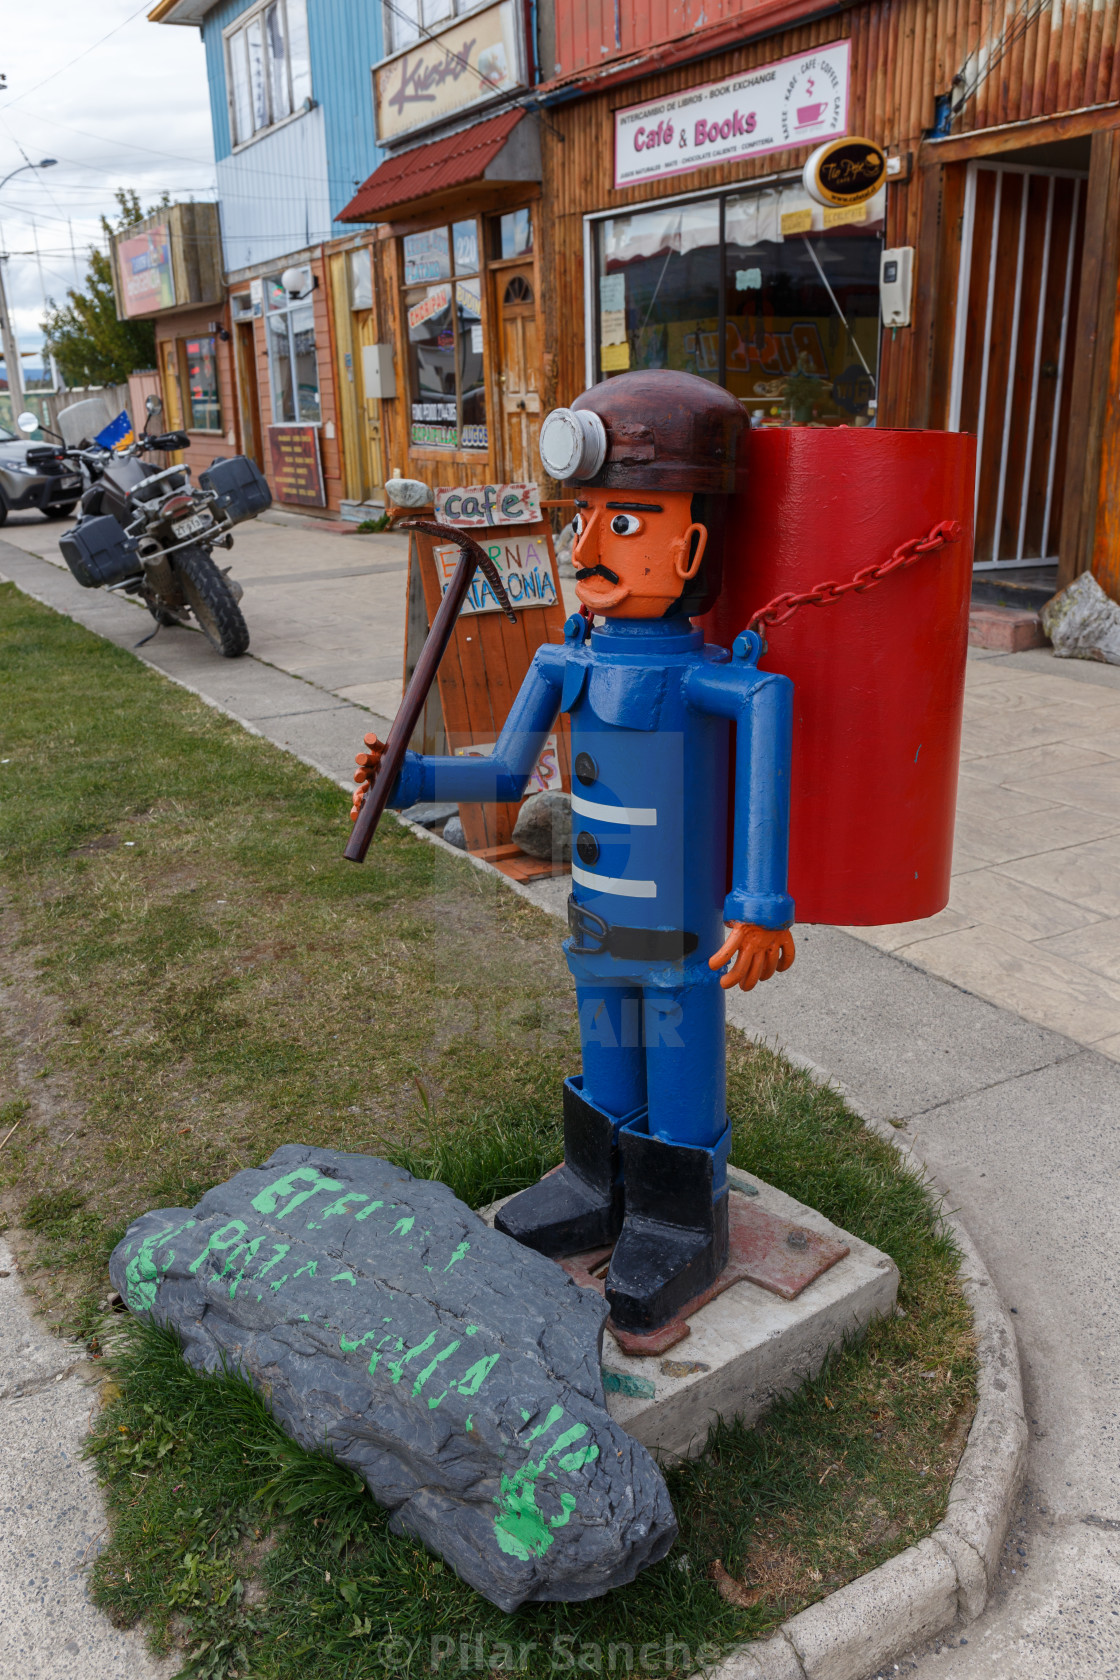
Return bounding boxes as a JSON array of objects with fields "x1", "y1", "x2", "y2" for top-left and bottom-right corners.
[{"x1": 172, "y1": 512, "x2": 211, "y2": 539}]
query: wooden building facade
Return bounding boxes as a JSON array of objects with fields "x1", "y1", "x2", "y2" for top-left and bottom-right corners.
[{"x1": 531, "y1": 0, "x2": 1120, "y2": 588}]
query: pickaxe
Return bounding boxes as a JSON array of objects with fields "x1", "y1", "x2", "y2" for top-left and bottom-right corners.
[{"x1": 344, "y1": 521, "x2": 516, "y2": 863}]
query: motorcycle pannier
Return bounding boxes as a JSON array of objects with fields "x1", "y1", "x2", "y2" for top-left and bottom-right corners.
[
  {"x1": 58, "y1": 516, "x2": 143, "y2": 590},
  {"x1": 199, "y1": 455, "x2": 272, "y2": 525}
]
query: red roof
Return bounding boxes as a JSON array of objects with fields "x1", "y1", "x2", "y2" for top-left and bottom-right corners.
[{"x1": 339, "y1": 109, "x2": 525, "y2": 222}]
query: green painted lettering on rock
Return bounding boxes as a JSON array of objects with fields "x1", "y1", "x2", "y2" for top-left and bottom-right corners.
[
  {"x1": 492, "y1": 1417, "x2": 599, "y2": 1562},
  {"x1": 249, "y1": 1167, "x2": 343, "y2": 1222},
  {"x1": 187, "y1": 1220, "x2": 249, "y2": 1275},
  {"x1": 123, "y1": 1219, "x2": 197, "y2": 1312},
  {"x1": 443, "y1": 1240, "x2": 470, "y2": 1272}
]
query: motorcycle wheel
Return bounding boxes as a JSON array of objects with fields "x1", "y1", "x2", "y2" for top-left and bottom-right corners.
[
  {"x1": 42, "y1": 503, "x2": 78, "y2": 520},
  {"x1": 175, "y1": 545, "x2": 250, "y2": 658}
]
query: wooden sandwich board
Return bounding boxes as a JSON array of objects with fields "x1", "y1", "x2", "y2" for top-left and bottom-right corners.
[{"x1": 400, "y1": 491, "x2": 574, "y2": 881}]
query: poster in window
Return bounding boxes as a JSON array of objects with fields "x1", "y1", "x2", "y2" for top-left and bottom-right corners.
[
  {"x1": 268, "y1": 424, "x2": 325, "y2": 506},
  {"x1": 117, "y1": 223, "x2": 176, "y2": 317}
]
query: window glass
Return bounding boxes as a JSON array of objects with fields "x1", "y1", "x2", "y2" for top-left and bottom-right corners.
[
  {"x1": 388, "y1": 0, "x2": 421, "y2": 52},
  {"x1": 291, "y1": 302, "x2": 320, "y2": 422},
  {"x1": 246, "y1": 16, "x2": 268, "y2": 133},
  {"x1": 287, "y1": 0, "x2": 311, "y2": 107},
  {"x1": 597, "y1": 200, "x2": 721, "y2": 382},
  {"x1": 184, "y1": 337, "x2": 221, "y2": 431},
  {"x1": 230, "y1": 31, "x2": 252, "y2": 145},
  {"x1": 407, "y1": 283, "x2": 458, "y2": 447},
  {"x1": 349, "y1": 247, "x2": 373, "y2": 311},
  {"x1": 403, "y1": 227, "x2": 451, "y2": 284},
  {"x1": 594, "y1": 185, "x2": 883, "y2": 420},
  {"x1": 724, "y1": 184, "x2": 882, "y2": 424},
  {"x1": 266, "y1": 285, "x2": 321, "y2": 424},
  {"x1": 423, "y1": 0, "x2": 455, "y2": 24},
  {"x1": 496, "y1": 208, "x2": 532, "y2": 259},
  {"x1": 265, "y1": 2, "x2": 291, "y2": 122},
  {"x1": 453, "y1": 219, "x2": 479, "y2": 274},
  {"x1": 456, "y1": 279, "x2": 486, "y2": 449},
  {"x1": 267, "y1": 312, "x2": 295, "y2": 421}
]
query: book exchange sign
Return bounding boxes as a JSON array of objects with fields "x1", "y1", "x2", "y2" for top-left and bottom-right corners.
[{"x1": 614, "y1": 41, "x2": 851, "y2": 190}]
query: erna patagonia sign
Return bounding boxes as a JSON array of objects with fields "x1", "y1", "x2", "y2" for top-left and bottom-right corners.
[{"x1": 614, "y1": 42, "x2": 851, "y2": 190}]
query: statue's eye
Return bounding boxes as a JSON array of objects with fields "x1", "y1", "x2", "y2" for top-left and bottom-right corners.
[
  {"x1": 572, "y1": 513, "x2": 583, "y2": 535},
  {"x1": 610, "y1": 514, "x2": 642, "y2": 535}
]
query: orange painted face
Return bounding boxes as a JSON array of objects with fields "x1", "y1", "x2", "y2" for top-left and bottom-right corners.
[{"x1": 571, "y1": 488, "x2": 708, "y2": 618}]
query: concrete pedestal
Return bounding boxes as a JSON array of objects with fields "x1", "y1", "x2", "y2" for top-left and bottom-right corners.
[{"x1": 484, "y1": 1166, "x2": 898, "y2": 1463}]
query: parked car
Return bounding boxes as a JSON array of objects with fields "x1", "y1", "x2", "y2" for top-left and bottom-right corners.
[{"x1": 0, "y1": 421, "x2": 83, "y2": 525}]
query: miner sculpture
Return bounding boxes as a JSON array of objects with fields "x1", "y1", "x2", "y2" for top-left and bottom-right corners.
[{"x1": 352, "y1": 370, "x2": 795, "y2": 1336}]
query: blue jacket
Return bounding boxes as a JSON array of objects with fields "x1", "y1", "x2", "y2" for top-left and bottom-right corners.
[{"x1": 390, "y1": 615, "x2": 794, "y2": 969}]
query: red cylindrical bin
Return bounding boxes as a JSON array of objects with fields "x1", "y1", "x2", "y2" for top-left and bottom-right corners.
[{"x1": 700, "y1": 427, "x2": 976, "y2": 927}]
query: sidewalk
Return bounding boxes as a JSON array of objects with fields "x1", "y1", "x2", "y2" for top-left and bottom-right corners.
[{"x1": 2, "y1": 514, "x2": 1119, "y2": 1678}]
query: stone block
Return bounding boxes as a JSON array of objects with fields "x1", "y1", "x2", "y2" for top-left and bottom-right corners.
[
  {"x1": 782, "y1": 1538, "x2": 959, "y2": 1680},
  {"x1": 968, "y1": 605, "x2": 1046, "y2": 652},
  {"x1": 486, "y1": 1168, "x2": 898, "y2": 1463}
]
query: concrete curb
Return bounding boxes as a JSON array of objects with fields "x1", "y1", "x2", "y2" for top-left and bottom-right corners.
[
  {"x1": 697, "y1": 1070, "x2": 1028, "y2": 1680},
  {"x1": 0, "y1": 558, "x2": 1026, "y2": 1676}
]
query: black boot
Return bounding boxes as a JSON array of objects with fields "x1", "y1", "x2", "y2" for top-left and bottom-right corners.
[
  {"x1": 494, "y1": 1077, "x2": 631, "y2": 1257},
  {"x1": 605, "y1": 1121, "x2": 730, "y2": 1334}
]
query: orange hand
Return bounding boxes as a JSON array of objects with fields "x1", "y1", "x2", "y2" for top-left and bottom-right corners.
[
  {"x1": 708, "y1": 922, "x2": 796, "y2": 992},
  {"x1": 350, "y1": 732, "x2": 387, "y2": 823}
]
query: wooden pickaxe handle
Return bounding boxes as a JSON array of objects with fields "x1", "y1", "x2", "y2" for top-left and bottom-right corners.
[{"x1": 344, "y1": 520, "x2": 516, "y2": 863}]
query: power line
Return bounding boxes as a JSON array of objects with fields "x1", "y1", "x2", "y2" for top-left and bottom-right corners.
[{"x1": 1, "y1": 2, "x2": 157, "y2": 109}]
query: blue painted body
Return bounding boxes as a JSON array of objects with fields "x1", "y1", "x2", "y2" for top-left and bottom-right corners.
[
  {"x1": 390, "y1": 615, "x2": 794, "y2": 1180},
  {"x1": 200, "y1": 0, "x2": 384, "y2": 269}
]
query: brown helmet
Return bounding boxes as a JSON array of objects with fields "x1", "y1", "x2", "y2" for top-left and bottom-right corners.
[{"x1": 538, "y1": 369, "x2": 746, "y2": 493}]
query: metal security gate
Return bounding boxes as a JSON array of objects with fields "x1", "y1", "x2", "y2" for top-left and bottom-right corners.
[{"x1": 949, "y1": 160, "x2": 1087, "y2": 569}]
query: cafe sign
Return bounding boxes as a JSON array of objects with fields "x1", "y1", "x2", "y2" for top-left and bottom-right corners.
[
  {"x1": 374, "y1": 0, "x2": 522, "y2": 145},
  {"x1": 614, "y1": 42, "x2": 851, "y2": 190},
  {"x1": 803, "y1": 135, "x2": 887, "y2": 206}
]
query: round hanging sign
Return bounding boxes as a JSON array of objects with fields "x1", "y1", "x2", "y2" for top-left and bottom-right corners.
[{"x1": 802, "y1": 137, "x2": 888, "y2": 207}]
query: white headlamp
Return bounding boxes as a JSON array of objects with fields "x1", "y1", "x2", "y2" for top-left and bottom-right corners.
[{"x1": 538, "y1": 407, "x2": 608, "y2": 482}]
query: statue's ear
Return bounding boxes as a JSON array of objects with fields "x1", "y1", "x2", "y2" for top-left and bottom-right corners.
[{"x1": 674, "y1": 522, "x2": 708, "y2": 581}]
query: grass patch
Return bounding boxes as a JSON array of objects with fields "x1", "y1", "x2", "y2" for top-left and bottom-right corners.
[{"x1": 0, "y1": 583, "x2": 975, "y2": 1676}]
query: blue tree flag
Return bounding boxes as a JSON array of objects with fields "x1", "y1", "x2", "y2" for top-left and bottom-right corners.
[{"x1": 94, "y1": 411, "x2": 134, "y2": 451}]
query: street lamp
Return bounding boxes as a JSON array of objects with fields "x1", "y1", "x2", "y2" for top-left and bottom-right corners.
[{"x1": 0, "y1": 159, "x2": 58, "y2": 410}]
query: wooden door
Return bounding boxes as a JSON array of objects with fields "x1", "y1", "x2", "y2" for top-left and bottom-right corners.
[
  {"x1": 235, "y1": 321, "x2": 263, "y2": 467},
  {"x1": 497, "y1": 267, "x2": 541, "y2": 480},
  {"x1": 949, "y1": 161, "x2": 1087, "y2": 568}
]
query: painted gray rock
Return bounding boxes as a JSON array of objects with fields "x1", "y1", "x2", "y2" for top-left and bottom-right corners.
[{"x1": 109, "y1": 1145, "x2": 676, "y2": 1611}]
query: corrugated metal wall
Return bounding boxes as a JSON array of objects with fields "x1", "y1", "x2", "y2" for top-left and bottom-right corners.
[
  {"x1": 540, "y1": 0, "x2": 1120, "y2": 423},
  {"x1": 552, "y1": 0, "x2": 1120, "y2": 117},
  {"x1": 216, "y1": 104, "x2": 332, "y2": 272}
]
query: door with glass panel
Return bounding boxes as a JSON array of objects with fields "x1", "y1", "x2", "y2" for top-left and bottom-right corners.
[
  {"x1": 948, "y1": 160, "x2": 1087, "y2": 568},
  {"x1": 592, "y1": 185, "x2": 883, "y2": 426},
  {"x1": 498, "y1": 269, "x2": 540, "y2": 481}
]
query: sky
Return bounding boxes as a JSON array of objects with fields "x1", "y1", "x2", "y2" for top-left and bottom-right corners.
[{"x1": 0, "y1": 0, "x2": 216, "y2": 361}]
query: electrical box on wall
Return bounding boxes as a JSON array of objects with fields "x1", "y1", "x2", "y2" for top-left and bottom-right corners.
[
  {"x1": 880, "y1": 247, "x2": 914, "y2": 327},
  {"x1": 361, "y1": 343, "x2": 396, "y2": 400}
]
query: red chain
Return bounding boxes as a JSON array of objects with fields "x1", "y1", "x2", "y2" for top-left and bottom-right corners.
[{"x1": 747, "y1": 519, "x2": 963, "y2": 637}]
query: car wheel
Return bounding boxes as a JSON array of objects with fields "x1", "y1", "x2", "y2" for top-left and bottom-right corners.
[{"x1": 42, "y1": 503, "x2": 78, "y2": 520}]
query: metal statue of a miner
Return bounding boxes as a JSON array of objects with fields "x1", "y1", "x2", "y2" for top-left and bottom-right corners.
[{"x1": 352, "y1": 370, "x2": 796, "y2": 1337}]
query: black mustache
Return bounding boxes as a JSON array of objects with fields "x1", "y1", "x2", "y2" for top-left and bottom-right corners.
[{"x1": 575, "y1": 564, "x2": 621, "y2": 585}]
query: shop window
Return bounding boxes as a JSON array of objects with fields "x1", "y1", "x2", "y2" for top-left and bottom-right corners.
[
  {"x1": 493, "y1": 207, "x2": 532, "y2": 260},
  {"x1": 184, "y1": 337, "x2": 222, "y2": 432},
  {"x1": 402, "y1": 221, "x2": 486, "y2": 451},
  {"x1": 226, "y1": 0, "x2": 311, "y2": 149},
  {"x1": 265, "y1": 280, "x2": 321, "y2": 423},
  {"x1": 159, "y1": 339, "x2": 184, "y2": 430},
  {"x1": 594, "y1": 183, "x2": 884, "y2": 425}
]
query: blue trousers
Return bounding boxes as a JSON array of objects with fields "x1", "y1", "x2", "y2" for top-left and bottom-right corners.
[{"x1": 571, "y1": 969, "x2": 727, "y2": 1152}]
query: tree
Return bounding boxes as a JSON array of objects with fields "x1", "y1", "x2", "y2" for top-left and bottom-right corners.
[{"x1": 41, "y1": 189, "x2": 171, "y2": 388}]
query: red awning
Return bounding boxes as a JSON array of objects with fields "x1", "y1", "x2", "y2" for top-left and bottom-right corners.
[{"x1": 339, "y1": 109, "x2": 527, "y2": 222}]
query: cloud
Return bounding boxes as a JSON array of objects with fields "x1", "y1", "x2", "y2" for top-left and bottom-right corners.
[{"x1": 1, "y1": 0, "x2": 214, "y2": 351}]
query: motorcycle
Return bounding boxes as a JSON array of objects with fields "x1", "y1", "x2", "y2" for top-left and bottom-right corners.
[{"x1": 27, "y1": 396, "x2": 272, "y2": 659}]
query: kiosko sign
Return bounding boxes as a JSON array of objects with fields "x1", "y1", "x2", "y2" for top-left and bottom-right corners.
[
  {"x1": 614, "y1": 43, "x2": 851, "y2": 189},
  {"x1": 374, "y1": 0, "x2": 521, "y2": 144}
]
